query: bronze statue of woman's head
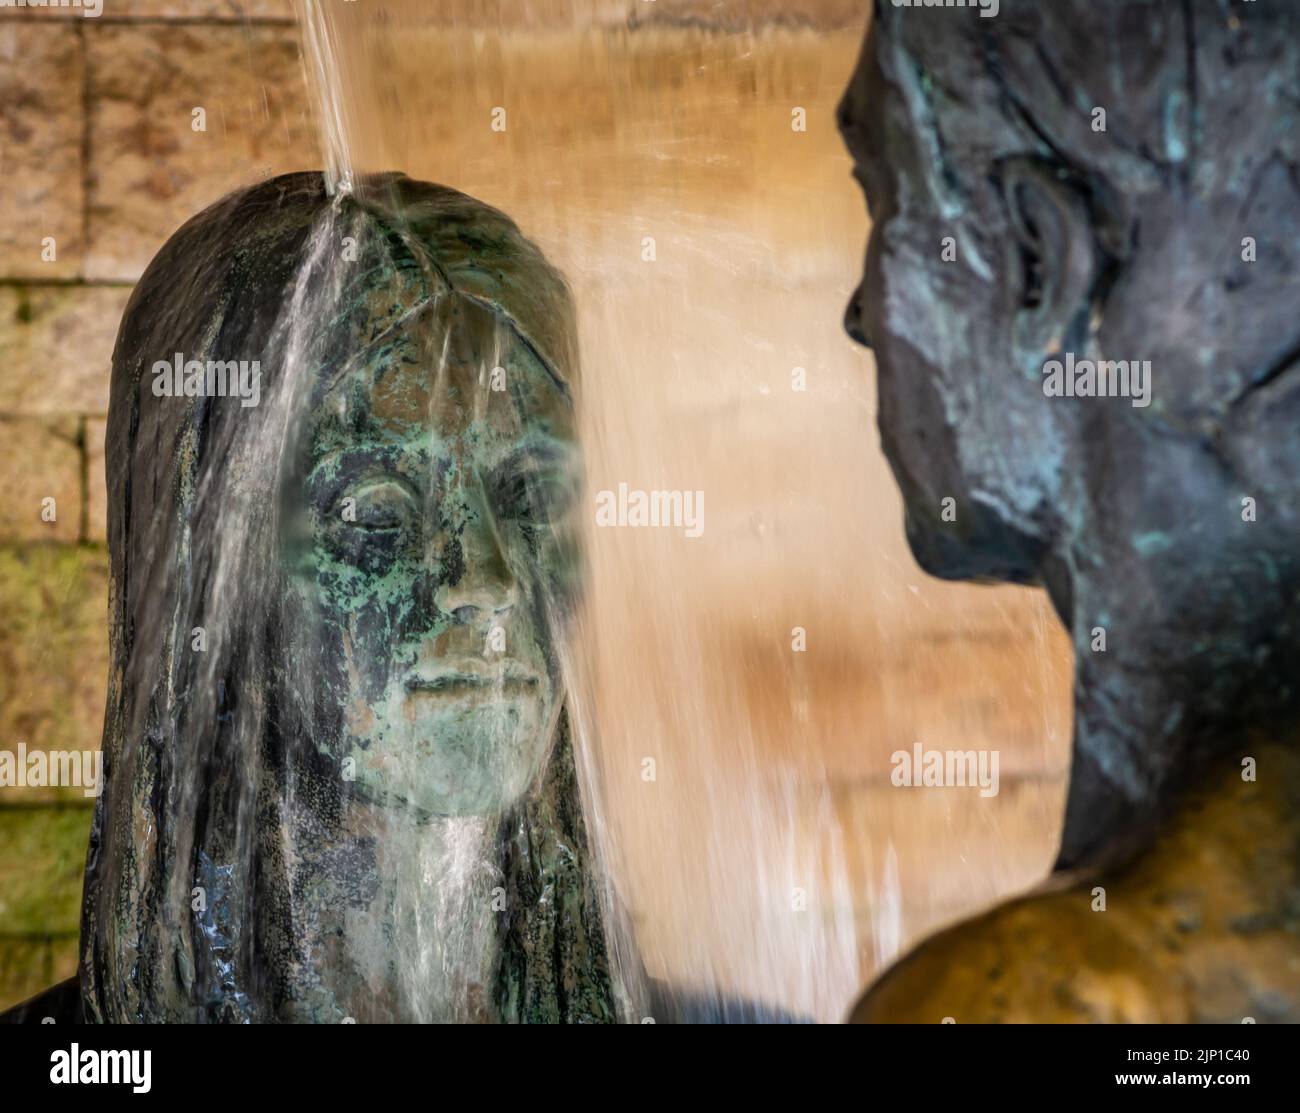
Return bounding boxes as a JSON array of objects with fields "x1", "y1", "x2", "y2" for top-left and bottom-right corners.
[{"x1": 81, "y1": 172, "x2": 620, "y2": 1022}]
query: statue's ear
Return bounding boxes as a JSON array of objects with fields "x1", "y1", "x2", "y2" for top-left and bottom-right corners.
[{"x1": 999, "y1": 158, "x2": 1097, "y2": 358}]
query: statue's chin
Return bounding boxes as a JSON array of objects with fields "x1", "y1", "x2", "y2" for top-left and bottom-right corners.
[
  {"x1": 903, "y1": 510, "x2": 984, "y2": 581},
  {"x1": 903, "y1": 506, "x2": 1045, "y2": 586},
  {"x1": 344, "y1": 697, "x2": 551, "y2": 818}
]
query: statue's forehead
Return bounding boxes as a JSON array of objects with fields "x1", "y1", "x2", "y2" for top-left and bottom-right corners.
[
  {"x1": 308, "y1": 431, "x2": 577, "y2": 497},
  {"x1": 842, "y1": 35, "x2": 935, "y2": 221},
  {"x1": 309, "y1": 294, "x2": 573, "y2": 461}
]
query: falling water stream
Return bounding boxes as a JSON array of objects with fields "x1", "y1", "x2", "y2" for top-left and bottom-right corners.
[{"x1": 262, "y1": 0, "x2": 1076, "y2": 1022}]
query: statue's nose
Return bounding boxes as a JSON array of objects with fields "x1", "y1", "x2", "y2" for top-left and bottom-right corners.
[
  {"x1": 844, "y1": 281, "x2": 871, "y2": 348},
  {"x1": 433, "y1": 497, "x2": 519, "y2": 623}
]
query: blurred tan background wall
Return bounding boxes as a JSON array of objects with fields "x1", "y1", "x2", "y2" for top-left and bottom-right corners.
[{"x1": 0, "y1": 0, "x2": 1072, "y2": 1017}]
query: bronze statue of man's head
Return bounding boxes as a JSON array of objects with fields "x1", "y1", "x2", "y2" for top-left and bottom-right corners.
[{"x1": 839, "y1": 1, "x2": 1300, "y2": 865}]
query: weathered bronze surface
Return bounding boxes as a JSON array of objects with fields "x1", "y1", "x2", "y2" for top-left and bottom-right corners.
[{"x1": 841, "y1": 0, "x2": 1300, "y2": 1021}]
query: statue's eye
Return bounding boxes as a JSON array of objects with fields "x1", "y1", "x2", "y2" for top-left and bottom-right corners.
[
  {"x1": 497, "y1": 473, "x2": 535, "y2": 521},
  {"x1": 338, "y1": 480, "x2": 415, "y2": 533},
  {"x1": 495, "y1": 468, "x2": 576, "y2": 533}
]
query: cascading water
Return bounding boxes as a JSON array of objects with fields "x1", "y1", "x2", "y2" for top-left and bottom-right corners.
[
  {"x1": 80, "y1": 0, "x2": 1072, "y2": 1024},
  {"x1": 295, "y1": 0, "x2": 358, "y2": 196},
  {"x1": 277, "y1": 0, "x2": 1073, "y2": 1024}
]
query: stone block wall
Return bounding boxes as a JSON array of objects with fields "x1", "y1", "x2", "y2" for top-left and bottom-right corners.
[{"x1": 0, "y1": 0, "x2": 314, "y2": 1012}]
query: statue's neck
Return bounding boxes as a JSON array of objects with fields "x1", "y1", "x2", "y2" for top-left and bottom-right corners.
[
  {"x1": 1074, "y1": 735, "x2": 1300, "y2": 923},
  {"x1": 256, "y1": 714, "x2": 620, "y2": 1023},
  {"x1": 1052, "y1": 546, "x2": 1300, "y2": 869},
  {"x1": 278, "y1": 799, "x2": 503, "y2": 1022}
]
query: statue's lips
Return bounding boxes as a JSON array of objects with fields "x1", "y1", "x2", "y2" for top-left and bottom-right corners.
[{"x1": 403, "y1": 665, "x2": 540, "y2": 697}]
